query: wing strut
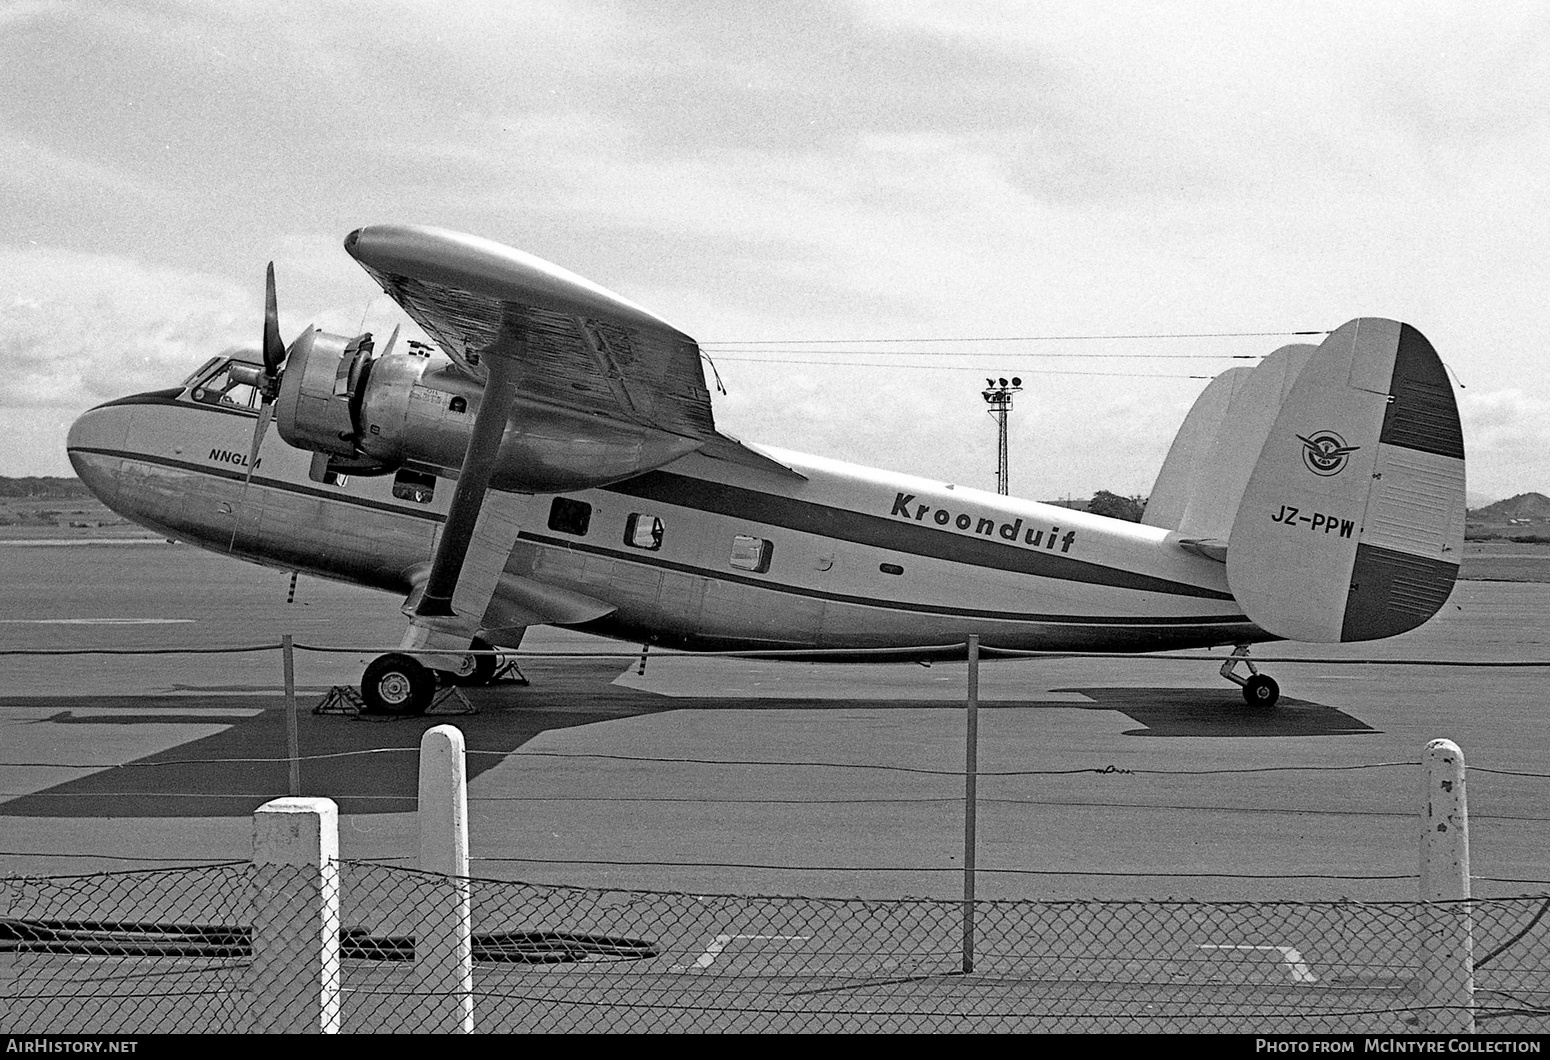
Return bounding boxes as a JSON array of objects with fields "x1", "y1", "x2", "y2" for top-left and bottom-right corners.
[
  {"x1": 390, "y1": 312, "x2": 526, "y2": 692},
  {"x1": 415, "y1": 350, "x2": 520, "y2": 618}
]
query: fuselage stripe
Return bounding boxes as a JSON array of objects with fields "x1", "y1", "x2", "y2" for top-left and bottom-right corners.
[
  {"x1": 518, "y1": 529, "x2": 1249, "y2": 626},
  {"x1": 603, "y1": 470, "x2": 1235, "y2": 601}
]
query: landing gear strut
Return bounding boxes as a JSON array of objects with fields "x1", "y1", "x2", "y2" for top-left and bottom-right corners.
[
  {"x1": 361, "y1": 652, "x2": 436, "y2": 715},
  {"x1": 1221, "y1": 645, "x2": 1279, "y2": 708},
  {"x1": 445, "y1": 637, "x2": 498, "y2": 686}
]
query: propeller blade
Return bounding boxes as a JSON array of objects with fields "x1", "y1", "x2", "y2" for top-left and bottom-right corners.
[
  {"x1": 379, "y1": 323, "x2": 400, "y2": 360},
  {"x1": 243, "y1": 402, "x2": 274, "y2": 486},
  {"x1": 262, "y1": 262, "x2": 284, "y2": 377}
]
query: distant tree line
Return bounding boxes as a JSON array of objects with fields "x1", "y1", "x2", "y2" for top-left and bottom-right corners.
[
  {"x1": 0, "y1": 476, "x2": 90, "y2": 499},
  {"x1": 1086, "y1": 490, "x2": 1146, "y2": 522}
]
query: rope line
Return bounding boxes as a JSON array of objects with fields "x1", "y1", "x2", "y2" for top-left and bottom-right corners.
[
  {"x1": 12, "y1": 641, "x2": 1550, "y2": 669},
  {"x1": 0, "y1": 750, "x2": 1421, "y2": 777}
]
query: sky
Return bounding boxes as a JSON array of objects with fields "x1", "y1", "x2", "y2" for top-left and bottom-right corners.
[{"x1": 2, "y1": 0, "x2": 1546, "y2": 503}]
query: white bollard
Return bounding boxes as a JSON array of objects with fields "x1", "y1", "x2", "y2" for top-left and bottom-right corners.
[
  {"x1": 1418, "y1": 738, "x2": 1475, "y2": 1034},
  {"x1": 248, "y1": 797, "x2": 341, "y2": 1034},
  {"x1": 418, "y1": 724, "x2": 473, "y2": 1032}
]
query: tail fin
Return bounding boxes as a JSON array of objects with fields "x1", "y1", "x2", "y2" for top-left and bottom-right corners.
[
  {"x1": 1143, "y1": 344, "x2": 1317, "y2": 538},
  {"x1": 1224, "y1": 320, "x2": 1464, "y2": 642},
  {"x1": 1142, "y1": 366, "x2": 1250, "y2": 531}
]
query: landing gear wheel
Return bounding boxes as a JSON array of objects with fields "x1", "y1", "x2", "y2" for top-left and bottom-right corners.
[
  {"x1": 447, "y1": 637, "x2": 498, "y2": 687},
  {"x1": 1242, "y1": 674, "x2": 1280, "y2": 708},
  {"x1": 361, "y1": 652, "x2": 436, "y2": 715}
]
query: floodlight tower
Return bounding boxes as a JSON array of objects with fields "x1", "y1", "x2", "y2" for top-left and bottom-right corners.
[{"x1": 981, "y1": 376, "x2": 1022, "y2": 496}]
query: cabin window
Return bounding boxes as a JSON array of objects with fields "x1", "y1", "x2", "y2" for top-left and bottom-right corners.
[
  {"x1": 548, "y1": 497, "x2": 592, "y2": 536},
  {"x1": 730, "y1": 534, "x2": 773, "y2": 573},
  {"x1": 880, "y1": 563, "x2": 904, "y2": 576},
  {"x1": 392, "y1": 468, "x2": 436, "y2": 504},
  {"x1": 449, "y1": 396, "x2": 467, "y2": 413},
  {"x1": 624, "y1": 513, "x2": 664, "y2": 551}
]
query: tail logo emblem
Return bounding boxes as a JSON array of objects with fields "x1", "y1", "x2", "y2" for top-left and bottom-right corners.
[{"x1": 1298, "y1": 431, "x2": 1360, "y2": 477}]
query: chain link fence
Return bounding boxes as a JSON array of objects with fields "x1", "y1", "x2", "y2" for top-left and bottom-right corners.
[{"x1": 5, "y1": 862, "x2": 1547, "y2": 1033}]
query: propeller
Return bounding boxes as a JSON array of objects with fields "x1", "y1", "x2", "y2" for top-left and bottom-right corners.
[{"x1": 231, "y1": 263, "x2": 286, "y2": 485}]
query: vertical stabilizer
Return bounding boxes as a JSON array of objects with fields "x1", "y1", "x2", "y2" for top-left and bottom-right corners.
[
  {"x1": 1143, "y1": 366, "x2": 1250, "y2": 530},
  {"x1": 1225, "y1": 320, "x2": 1464, "y2": 642},
  {"x1": 1171, "y1": 344, "x2": 1316, "y2": 540}
]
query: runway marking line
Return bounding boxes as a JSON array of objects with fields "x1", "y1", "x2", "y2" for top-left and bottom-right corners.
[
  {"x1": 0, "y1": 618, "x2": 194, "y2": 625},
  {"x1": 1197, "y1": 943, "x2": 1318, "y2": 983},
  {"x1": 677, "y1": 934, "x2": 811, "y2": 971}
]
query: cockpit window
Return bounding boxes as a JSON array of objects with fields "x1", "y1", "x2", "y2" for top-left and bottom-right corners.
[
  {"x1": 190, "y1": 358, "x2": 262, "y2": 411},
  {"x1": 180, "y1": 357, "x2": 222, "y2": 388}
]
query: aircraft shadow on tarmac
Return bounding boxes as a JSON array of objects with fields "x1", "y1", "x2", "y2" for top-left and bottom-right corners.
[
  {"x1": 1046, "y1": 688, "x2": 1377, "y2": 738},
  {"x1": 0, "y1": 662, "x2": 1373, "y2": 819},
  {"x1": 0, "y1": 660, "x2": 678, "y2": 819}
]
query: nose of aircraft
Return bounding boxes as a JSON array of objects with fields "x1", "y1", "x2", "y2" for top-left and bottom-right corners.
[{"x1": 66, "y1": 401, "x2": 132, "y2": 507}]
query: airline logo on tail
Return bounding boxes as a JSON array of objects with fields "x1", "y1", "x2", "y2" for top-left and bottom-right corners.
[{"x1": 1297, "y1": 431, "x2": 1360, "y2": 477}]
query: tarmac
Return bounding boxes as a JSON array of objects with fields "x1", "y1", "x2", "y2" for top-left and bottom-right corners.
[{"x1": 3, "y1": 540, "x2": 1549, "y2": 903}]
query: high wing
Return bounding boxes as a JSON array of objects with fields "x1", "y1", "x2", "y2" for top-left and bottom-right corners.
[
  {"x1": 341, "y1": 224, "x2": 800, "y2": 685},
  {"x1": 343, "y1": 224, "x2": 799, "y2": 479}
]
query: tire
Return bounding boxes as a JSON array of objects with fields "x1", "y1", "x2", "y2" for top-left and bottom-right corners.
[
  {"x1": 361, "y1": 653, "x2": 435, "y2": 715},
  {"x1": 447, "y1": 637, "x2": 498, "y2": 687},
  {"x1": 1242, "y1": 674, "x2": 1280, "y2": 708}
]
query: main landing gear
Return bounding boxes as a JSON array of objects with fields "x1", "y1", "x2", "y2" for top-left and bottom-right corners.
[
  {"x1": 361, "y1": 653, "x2": 436, "y2": 715},
  {"x1": 1221, "y1": 645, "x2": 1279, "y2": 708},
  {"x1": 446, "y1": 637, "x2": 499, "y2": 687},
  {"x1": 359, "y1": 638, "x2": 503, "y2": 715}
]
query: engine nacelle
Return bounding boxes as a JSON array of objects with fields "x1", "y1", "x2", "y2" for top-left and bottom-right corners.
[{"x1": 275, "y1": 327, "x2": 701, "y2": 492}]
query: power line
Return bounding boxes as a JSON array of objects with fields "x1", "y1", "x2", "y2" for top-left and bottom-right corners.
[
  {"x1": 703, "y1": 329, "x2": 1328, "y2": 345},
  {"x1": 706, "y1": 349, "x2": 1260, "y2": 359},
  {"x1": 705, "y1": 359, "x2": 1215, "y2": 378}
]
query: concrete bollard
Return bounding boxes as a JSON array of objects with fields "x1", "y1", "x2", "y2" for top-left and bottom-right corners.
[
  {"x1": 1418, "y1": 738, "x2": 1475, "y2": 1034},
  {"x1": 418, "y1": 723, "x2": 474, "y2": 1032},
  {"x1": 248, "y1": 797, "x2": 341, "y2": 1034}
]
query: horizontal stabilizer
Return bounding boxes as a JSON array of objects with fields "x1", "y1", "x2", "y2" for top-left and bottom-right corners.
[
  {"x1": 1225, "y1": 320, "x2": 1464, "y2": 642},
  {"x1": 1175, "y1": 538, "x2": 1228, "y2": 563}
]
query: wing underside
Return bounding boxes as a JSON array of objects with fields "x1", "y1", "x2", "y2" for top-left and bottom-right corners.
[{"x1": 345, "y1": 225, "x2": 798, "y2": 479}]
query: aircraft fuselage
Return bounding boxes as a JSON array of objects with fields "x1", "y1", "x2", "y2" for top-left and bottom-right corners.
[{"x1": 67, "y1": 373, "x2": 1266, "y2": 656}]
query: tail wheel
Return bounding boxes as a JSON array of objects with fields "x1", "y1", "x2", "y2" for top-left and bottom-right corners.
[
  {"x1": 361, "y1": 653, "x2": 435, "y2": 715},
  {"x1": 447, "y1": 637, "x2": 498, "y2": 687},
  {"x1": 1242, "y1": 674, "x2": 1280, "y2": 708}
]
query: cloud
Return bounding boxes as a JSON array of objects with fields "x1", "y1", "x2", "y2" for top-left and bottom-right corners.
[
  {"x1": 0, "y1": 247, "x2": 251, "y2": 407},
  {"x1": 0, "y1": 2, "x2": 1546, "y2": 499},
  {"x1": 1458, "y1": 389, "x2": 1550, "y2": 502},
  {"x1": 0, "y1": 130, "x2": 154, "y2": 201}
]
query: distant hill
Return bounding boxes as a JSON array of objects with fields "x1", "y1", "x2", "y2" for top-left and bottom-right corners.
[
  {"x1": 1470, "y1": 492, "x2": 1550, "y2": 522},
  {"x1": 0, "y1": 476, "x2": 90, "y2": 499}
]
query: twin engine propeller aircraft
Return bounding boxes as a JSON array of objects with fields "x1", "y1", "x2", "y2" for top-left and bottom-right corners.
[{"x1": 66, "y1": 225, "x2": 1466, "y2": 714}]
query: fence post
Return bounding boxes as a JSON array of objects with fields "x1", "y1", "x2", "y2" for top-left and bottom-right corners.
[
  {"x1": 419, "y1": 724, "x2": 474, "y2": 1032},
  {"x1": 248, "y1": 796, "x2": 340, "y2": 1034},
  {"x1": 283, "y1": 634, "x2": 299, "y2": 797},
  {"x1": 963, "y1": 634, "x2": 980, "y2": 974},
  {"x1": 1419, "y1": 738, "x2": 1475, "y2": 1034}
]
